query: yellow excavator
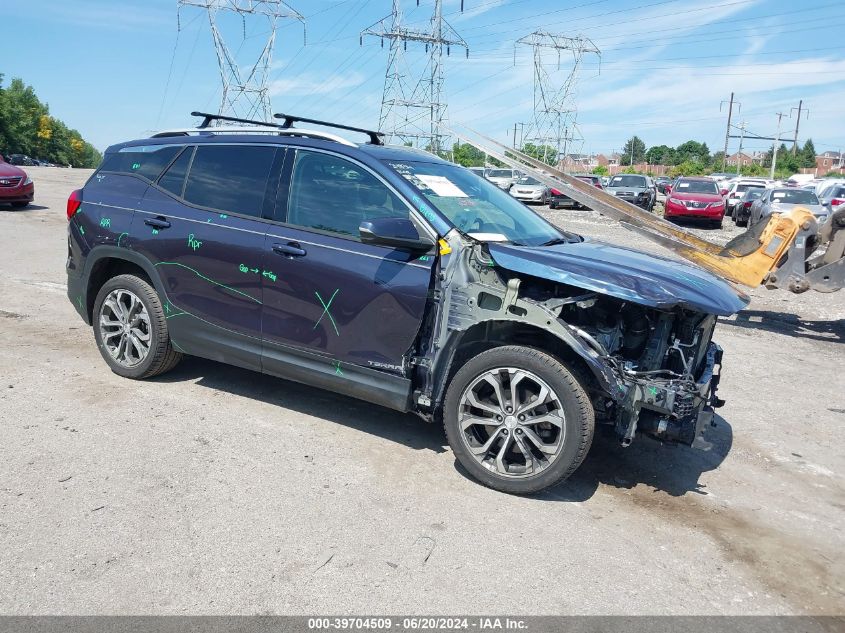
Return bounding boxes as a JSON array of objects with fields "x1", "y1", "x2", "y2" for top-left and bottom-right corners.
[{"x1": 452, "y1": 126, "x2": 845, "y2": 295}]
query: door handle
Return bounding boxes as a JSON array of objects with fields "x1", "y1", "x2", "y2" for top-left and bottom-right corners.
[
  {"x1": 144, "y1": 216, "x2": 171, "y2": 230},
  {"x1": 273, "y1": 242, "x2": 307, "y2": 257}
]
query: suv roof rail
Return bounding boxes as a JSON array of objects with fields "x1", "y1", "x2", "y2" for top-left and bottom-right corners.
[{"x1": 274, "y1": 112, "x2": 384, "y2": 146}]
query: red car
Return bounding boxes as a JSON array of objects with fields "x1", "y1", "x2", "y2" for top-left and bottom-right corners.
[
  {"x1": 663, "y1": 177, "x2": 725, "y2": 228},
  {"x1": 0, "y1": 154, "x2": 34, "y2": 208}
]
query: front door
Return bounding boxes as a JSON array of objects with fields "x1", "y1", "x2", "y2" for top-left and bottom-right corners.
[
  {"x1": 260, "y1": 148, "x2": 436, "y2": 401},
  {"x1": 131, "y1": 143, "x2": 283, "y2": 370}
]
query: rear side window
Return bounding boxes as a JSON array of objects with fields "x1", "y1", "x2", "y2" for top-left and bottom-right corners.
[
  {"x1": 183, "y1": 145, "x2": 276, "y2": 217},
  {"x1": 100, "y1": 145, "x2": 182, "y2": 181},
  {"x1": 286, "y1": 150, "x2": 407, "y2": 237},
  {"x1": 157, "y1": 146, "x2": 194, "y2": 197}
]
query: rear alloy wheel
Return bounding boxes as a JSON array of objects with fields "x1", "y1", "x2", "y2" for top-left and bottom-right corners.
[
  {"x1": 444, "y1": 346, "x2": 594, "y2": 494},
  {"x1": 93, "y1": 274, "x2": 182, "y2": 379}
]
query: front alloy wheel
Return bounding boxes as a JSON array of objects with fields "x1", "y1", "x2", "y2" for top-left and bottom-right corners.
[
  {"x1": 443, "y1": 346, "x2": 594, "y2": 494},
  {"x1": 458, "y1": 368, "x2": 564, "y2": 478}
]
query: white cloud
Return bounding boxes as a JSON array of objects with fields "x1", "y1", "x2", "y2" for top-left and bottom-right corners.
[{"x1": 269, "y1": 71, "x2": 366, "y2": 97}]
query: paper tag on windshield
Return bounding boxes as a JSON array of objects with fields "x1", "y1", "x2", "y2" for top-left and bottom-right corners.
[
  {"x1": 678, "y1": 182, "x2": 690, "y2": 188},
  {"x1": 416, "y1": 174, "x2": 468, "y2": 197},
  {"x1": 773, "y1": 192, "x2": 786, "y2": 199}
]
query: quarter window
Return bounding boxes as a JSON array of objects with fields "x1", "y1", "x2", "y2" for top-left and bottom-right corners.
[
  {"x1": 183, "y1": 145, "x2": 277, "y2": 217},
  {"x1": 286, "y1": 150, "x2": 408, "y2": 237},
  {"x1": 157, "y1": 146, "x2": 194, "y2": 197},
  {"x1": 100, "y1": 145, "x2": 182, "y2": 181}
]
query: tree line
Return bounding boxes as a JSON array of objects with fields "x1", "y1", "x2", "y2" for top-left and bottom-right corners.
[
  {"x1": 0, "y1": 75, "x2": 101, "y2": 168},
  {"x1": 618, "y1": 135, "x2": 819, "y2": 178}
]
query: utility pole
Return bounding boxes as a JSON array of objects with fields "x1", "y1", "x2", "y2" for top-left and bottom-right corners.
[
  {"x1": 735, "y1": 121, "x2": 747, "y2": 176},
  {"x1": 720, "y1": 93, "x2": 740, "y2": 172},
  {"x1": 362, "y1": 0, "x2": 468, "y2": 152},
  {"x1": 771, "y1": 112, "x2": 786, "y2": 180},
  {"x1": 791, "y1": 100, "x2": 806, "y2": 155},
  {"x1": 178, "y1": 0, "x2": 305, "y2": 122},
  {"x1": 516, "y1": 31, "x2": 600, "y2": 163}
]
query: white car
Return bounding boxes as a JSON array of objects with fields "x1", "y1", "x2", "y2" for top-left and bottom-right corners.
[
  {"x1": 485, "y1": 168, "x2": 519, "y2": 191},
  {"x1": 724, "y1": 179, "x2": 767, "y2": 218}
]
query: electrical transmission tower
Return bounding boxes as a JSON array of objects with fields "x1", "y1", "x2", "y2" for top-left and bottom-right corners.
[
  {"x1": 362, "y1": 0, "x2": 468, "y2": 153},
  {"x1": 177, "y1": 0, "x2": 305, "y2": 122},
  {"x1": 515, "y1": 31, "x2": 600, "y2": 164}
]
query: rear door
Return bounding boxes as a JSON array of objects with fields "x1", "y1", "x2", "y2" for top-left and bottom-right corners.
[
  {"x1": 131, "y1": 143, "x2": 284, "y2": 371},
  {"x1": 260, "y1": 148, "x2": 437, "y2": 408}
]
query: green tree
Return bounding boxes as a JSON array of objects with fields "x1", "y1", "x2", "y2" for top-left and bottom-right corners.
[
  {"x1": 674, "y1": 140, "x2": 710, "y2": 164},
  {"x1": 800, "y1": 139, "x2": 817, "y2": 168},
  {"x1": 668, "y1": 160, "x2": 708, "y2": 178},
  {"x1": 621, "y1": 136, "x2": 646, "y2": 165},
  {"x1": 0, "y1": 75, "x2": 101, "y2": 167},
  {"x1": 644, "y1": 144, "x2": 675, "y2": 165},
  {"x1": 591, "y1": 164, "x2": 609, "y2": 176},
  {"x1": 520, "y1": 142, "x2": 558, "y2": 166},
  {"x1": 451, "y1": 142, "x2": 486, "y2": 167}
]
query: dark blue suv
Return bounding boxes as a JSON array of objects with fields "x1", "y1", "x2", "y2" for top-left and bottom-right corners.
[{"x1": 66, "y1": 113, "x2": 746, "y2": 494}]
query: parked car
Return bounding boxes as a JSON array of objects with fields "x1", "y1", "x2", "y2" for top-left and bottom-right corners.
[
  {"x1": 604, "y1": 174, "x2": 656, "y2": 211},
  {"x1": 663, "y1": 177, "x2": 726, "y2": 228},
  {"x1": 749, "y1": 188, "x2": 828, "y2": 226},
  {"x1": 818, "y1": 183, "x2": 845, "y2": 211},
  {"x1": 485, "y1": 168, "x2": 519, "y2": 191},
  {"x1": 785, "y1": 174, "x2": 815, "y2": 188},
  {"x1": 65, "y1": 115, "x2": 746, "y2": 494},
  {"x1": 467, "y1": 167, "x2": 486, "y2": 179},
  {"x1": 548, "y1": 175, "x2": 601, "y2": 209},
  {"x1": 0, "y1": 154, "x2": 34, "y2": 208},
  {"x1": 654, "y1": 176, "x2": 672, "y2": 194},
  {"x1": 724, "y1": 180, "x2": 767, "y2": 218},
  {"x1": 509, "y1": 175, "x2": 550, "y2": 205},
  {"x1": 7, "y1": 154, "x2": 36, "y2": 167},
  {"x1": 732, "y1": 188, "x2": 765, "y2": 227}
]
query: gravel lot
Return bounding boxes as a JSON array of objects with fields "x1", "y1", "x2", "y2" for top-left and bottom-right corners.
[{"x1": 1, "y1": 167, "x2": 843, "y2": 615}]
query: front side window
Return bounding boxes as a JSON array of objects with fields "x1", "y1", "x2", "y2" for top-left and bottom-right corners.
[
  {"x1": 183, "y1": 144, "x2": 276, "y2": 217},
  {"x1": 385, "y1": 160, "x2": 564, "y2": 246},
  {"x1": 286, "y1": 150, "x2": 408, "y2": 237}
]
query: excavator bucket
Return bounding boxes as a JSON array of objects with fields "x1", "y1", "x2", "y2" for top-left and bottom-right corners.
[{"x1": 450, "y1": 125, "x2": 827, "y2": 290}]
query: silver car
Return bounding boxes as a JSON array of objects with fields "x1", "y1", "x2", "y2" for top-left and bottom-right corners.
[
  {"x1": 485, "y1": 168, "x2": 519, "y2": 191},
  {"x1": 509, "y1": 175, "x2": 550, "y2": 205},
  {"x1": 749, "y1": 188, "x2": 828, "y2": 226}
]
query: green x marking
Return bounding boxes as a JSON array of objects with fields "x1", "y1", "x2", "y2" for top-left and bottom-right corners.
[{"x1": 314, "y1": 289, "x2": 340, "y2": 336}]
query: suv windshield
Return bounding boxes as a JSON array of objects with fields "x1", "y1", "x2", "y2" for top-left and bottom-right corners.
[
  {"x1": 487, "y1": 169, "x2": 514, "y2": 179},
  {"x1": 609, "y1": 175, "x2": 646, "y2": 188},
  {"x1": 675, "y1": 180, "x2": 719, "y2": 194},
  {"x1": 386, "y1": 160, "x2": 564, "y2": 245},
  {"x1": 771, "y1": 189, "x2": 819, "y2": 204}
]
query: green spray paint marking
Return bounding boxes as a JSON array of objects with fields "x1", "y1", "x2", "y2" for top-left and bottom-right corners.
[
  {"x1": 157, "y1": 296, "x2": 262, "y2": 341},
  {"x1": 164, "y1": 301, "x2": 172, "y2": 314},
  {"x1": 152, "y1": 229, "x2": 159, "y2": 235},
  {"x1": 79, "y1": 225, "x2": 85, "y2": 235},
  {"x1": 116, "y1": 232, "x2": 129, "y2": 247},
  {"x1": 313, "y1": 289, "x2": 340, "y2": 336},
  {"x1": 76, "y1": 295, "x2": 83, "y2": 311},
  {"x1": 99, "y1": 218, "x2": 111, "y2": 228},
  {"x1": 131, "y1": 162, "x2": 141, "y2": 170},
  {"x1": 648, "y1": 386, "x2": 659, "y2": 397},
  {"x1": 187, "y1": 234, "x2": 202, "y2": 251},
  {"x1": 155, "y1": 262, "x2": 262, "y2": 304},
  {"x1": 262, "y1": 270, "x2": 277, "y2": 282},
  {"x1": 219, "y1": 214, "x2": 228, "y2": 219},
  {"x1": 332, "y1": 360, "x2": 343, "y2": 377},
  {"x1": 171, "y1": 340, "x2": 188, "y2": 353}
]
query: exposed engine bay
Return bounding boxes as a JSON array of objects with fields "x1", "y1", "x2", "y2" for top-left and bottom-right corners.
[{"x1": 415, "y1": 234, "x2": 727, "y2": 449}]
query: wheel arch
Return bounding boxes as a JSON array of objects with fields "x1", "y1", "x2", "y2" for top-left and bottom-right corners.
[
  {"x1": 81, "y1": 247, "x2": 162, "y2": 324},
  {"x1": 429, "y1": 318, "x2": 606, "y2": 415}
]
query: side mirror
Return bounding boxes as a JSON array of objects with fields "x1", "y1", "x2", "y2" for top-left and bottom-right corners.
[
  {"x1": 720, "y1": 188, "x2": 728, "y2": 196},
  {"x1": 664, "y1": 186, "x2": 671, "y2": 194},
  {"x1": 359, "y1": 217, "x2": 435, "y2": 254}
]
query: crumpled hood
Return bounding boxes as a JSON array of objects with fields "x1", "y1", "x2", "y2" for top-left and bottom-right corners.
[{"x1": 488, "y1": 240, "x2": 748, "y2": 316}]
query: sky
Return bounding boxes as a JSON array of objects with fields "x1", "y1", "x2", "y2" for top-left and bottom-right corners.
[{"x1": 4, "y1": 0, "x2": 845, "y2": 158}]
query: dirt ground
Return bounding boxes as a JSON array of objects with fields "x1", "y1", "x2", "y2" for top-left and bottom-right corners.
[{"x1": 0, "y1": 167, "x2": 843, "y2": 615}]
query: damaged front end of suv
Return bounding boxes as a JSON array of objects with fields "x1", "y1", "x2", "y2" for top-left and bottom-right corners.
[{"x1": 412, "y1": 229, "x2": 747, "y2": 452}]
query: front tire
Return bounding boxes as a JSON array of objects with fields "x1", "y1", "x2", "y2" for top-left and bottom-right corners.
[
  {"x1": 11, "y1": 201, "x2": 29, "y2": 209},
  {"x1": 93, "y1": 274, "x2": 182, "y2": 379},
  {"x1": 443, "y1": 346, "x2": 594, "y2": 495}
]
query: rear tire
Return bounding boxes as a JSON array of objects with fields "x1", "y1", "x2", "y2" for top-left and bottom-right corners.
[
  {"x1": 93, "y1": 274, "x2": 182, "y2": 379},
  {"x1": 443, "y1": 346, "x2": 594, "y2": 495}
]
